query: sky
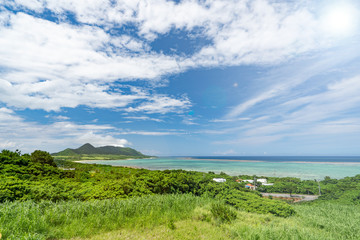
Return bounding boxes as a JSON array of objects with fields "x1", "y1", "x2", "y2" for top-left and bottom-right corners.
[{"x1": 1, "y1": 0, "x2": 360, "y2": 156}]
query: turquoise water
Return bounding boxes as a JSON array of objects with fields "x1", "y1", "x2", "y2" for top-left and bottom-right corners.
[{"x1": 78, "y1": 157, "x2": 360, "y2": 180}]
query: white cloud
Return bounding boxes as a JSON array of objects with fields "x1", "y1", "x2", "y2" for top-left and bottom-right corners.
[
  {"x1": 0, "y1": 0, "x2": 350, "y2": 115},
  {"x1": 127, "y1": 94, "x2": 191, "y2": 114},
  {"x1": 182, "y1": 117, "x2": 198, "y2": 125},
  {"x1": 225, "y1": 88, "x2": 279, "y2": 118},
  {"x1": 76, "y1": 132, "x2": 129, "y2": 147},
  {"x1": 45, "y1": 115, "x2": 70, "y2": 121},
  {"x1": 0, "y1": 108, "x2": 130, "y2": 152},
  {"x1": 209, "y1": 118, "x2": 251, "y2": 123},
  {"x1": 118, "y1": 131, "x2": 183, "y2": 136},
  {"x1": 11, "y1": 0, "x2": 45, "y2": 12},
  {"x1": 192, "y1": 0, "x2": 325, "y2": 66},
  {"x1": 123, "y1": 116, "x2": 164, "y2": 122},
  {"x1": 0, "y1": 11, "x2": 188, "y2": 112}
]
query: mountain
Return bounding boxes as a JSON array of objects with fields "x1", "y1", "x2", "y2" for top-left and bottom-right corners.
[{"x1": 52, "y1": 143, "x2": 147, "y2": 157}]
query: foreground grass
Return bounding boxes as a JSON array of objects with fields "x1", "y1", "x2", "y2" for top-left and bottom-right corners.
[
  {"x1": 1, "y1": 195, "x2": 360, "y2": 240},
  {"x1": 0, "y1": 194, "x2": 211, "y2": 240},
  {"x1": 225, "y1": 202, "x2": 360, "y2": 240},
  {"x1": 71, "y1": 219, "x2": 228, "y2": 240},
  {"x1": 72, "y1": 202, "x2": 360, "y2": 240}
]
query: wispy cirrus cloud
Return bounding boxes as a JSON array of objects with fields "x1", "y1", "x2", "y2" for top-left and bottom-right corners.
[
  {"x1": 123, "y1": 116, "x2": 164, "y2": 123},
  {"x1": 126, "y1": 94, "x2": 191, "y2": 114},
  {"x1": 213, "y1": 72, "x2": 360, "y2": 149},
  {"x1": 225, "y1": 43, "x2": 360, "y2": 119},
  {"x1": 117, "y1": 130, "x2": 185, "y2": 136}
]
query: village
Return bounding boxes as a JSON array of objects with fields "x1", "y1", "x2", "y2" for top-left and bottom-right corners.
[{"x1": 212, "y1": 177, "x2": 274, "y2": 190}]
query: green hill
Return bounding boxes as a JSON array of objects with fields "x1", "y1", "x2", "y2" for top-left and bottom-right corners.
[{"x1": 52, "y1": 143, "x2": 148, "y2": 160}]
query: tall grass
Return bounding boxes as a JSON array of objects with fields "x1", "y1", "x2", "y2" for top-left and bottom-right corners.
[
  {"x1": 71, "y1": 202, "x2": 360, "y2": 240},
  {"x1": 0, "y1": 194, "x2": 211, "y2": 240},
  {"x1": 1, "y1": 196, "x2": 359, "y2": 240},
  {"x1": 226, "y1": 202, "x2": 360, "y2": 240},
  {"x1": 295, "y1": 202, "x2": 360, "y2": 239}
]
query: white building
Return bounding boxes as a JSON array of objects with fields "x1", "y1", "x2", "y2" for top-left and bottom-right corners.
[
  {"x1": 257, "y1": 178, "x2": 268, "y2": 184},
  {"x1": 213, "y1": 178, "x2": 226, "y2": 183},
  {"x1": 242, "y1": 178, "x2": 274, "y2": 186}
]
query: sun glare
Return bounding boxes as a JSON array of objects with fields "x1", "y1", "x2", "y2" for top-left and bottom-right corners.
[{"x1": 321, "y1": 4, "x2": 358, "y2": 36}]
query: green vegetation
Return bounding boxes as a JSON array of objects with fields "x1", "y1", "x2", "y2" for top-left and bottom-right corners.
[
  {"x1": 52, "y1": 154, "x2": 146, "y2": 161},
  {"x1": 1, "y1": 196, "x2": 359, "y2": 240},
  {"x1": 52, "y1": 143, "x2": 150, "y2": 161},
  {"x1": 0, "y1": 194, "x2": 210, "y2": 239},
  {"x1": 31, "y1": 150, "x2": 57, "y2": 167},
  {"x1": 0, "y1": 149, "x2": 293, "y2": 216},
  {"x1": 1, "y1": 149, "x2": 360, "y2": 239},
  {"x1": 257, "y1": 175, "x2": 360, "y2": 204}
]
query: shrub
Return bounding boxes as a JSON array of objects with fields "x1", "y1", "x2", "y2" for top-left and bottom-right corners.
[{"x1": 210, "y1": 201, "x2": 237, "y2": 223}]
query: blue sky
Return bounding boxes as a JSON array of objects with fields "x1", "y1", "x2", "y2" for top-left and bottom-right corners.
[{"x1": 1, "y1": 0, "x2": 360, "y2": 156}]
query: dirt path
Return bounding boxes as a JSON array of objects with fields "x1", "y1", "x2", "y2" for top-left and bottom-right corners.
[{"x1": 261, "y1": 193, "x2": 319, "y2": 202}]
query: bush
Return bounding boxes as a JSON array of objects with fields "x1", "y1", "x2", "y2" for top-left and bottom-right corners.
[
  {"x1": 30, "y1": 150, "x2": 57, "y2": 167},
  {"x1": 210, "y1": 201, "x2": 237, "y2": 223}
]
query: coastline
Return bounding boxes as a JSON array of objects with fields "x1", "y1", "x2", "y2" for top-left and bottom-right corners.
[
  {"x1": 74, "y1": 160, "x2": 143, "y2": 169},
  {"x1": 282, "y1": 161, "x2": 360, "y2": 165},
  {"x1": 184, "y1": 157, "x2": 265, "y2": 162},
  {"x1": 74, "y1": 158, "x2": 135, "y2": 163},
  {"x1": 74, "y1": 157, "x2": 155, "y2": 163},
  {"x1": 73, "y1": 157, "x2": 360, "y2": 180},
  {"x1": 186, "y1": 157, "x2": 360, "y2": 165}
]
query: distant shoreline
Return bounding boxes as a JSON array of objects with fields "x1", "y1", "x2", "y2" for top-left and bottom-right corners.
[
  {"x1": 186, "y1": 157, "x2": 360, "y2": 164},
  {"x1": 281, "y1": 161, "x2": 360, "y2": 165},
  {"x1": 183, "y1": 157, "x2": 265, "y2": 162},
  {"x1": 74, "y1": 158, "x2": 136, "y2": 162},
  {"x1": 74, "y1": 157, "x2": 360, "y2": 180},
  {"x1": 76, "y1": 157, "x2": 360, "y2": 165}
]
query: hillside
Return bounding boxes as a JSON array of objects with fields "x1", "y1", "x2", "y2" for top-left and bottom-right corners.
[{"x1": 52, "y1": 143, "x2": 148, "y2": 159}]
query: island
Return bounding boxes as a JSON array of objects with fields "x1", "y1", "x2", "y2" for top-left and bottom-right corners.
[{"x1": 52, "y1": 143, "x2": 151, "y2": 161}]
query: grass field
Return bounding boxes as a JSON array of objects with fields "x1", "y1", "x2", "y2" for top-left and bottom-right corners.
[{"x1": 1, "y1": 194, "x2": 359, "y2": 240}]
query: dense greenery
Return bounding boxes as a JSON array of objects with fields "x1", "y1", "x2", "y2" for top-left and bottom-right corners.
[
  {"x1": 0, "y1": 149, "x2": 293, "y2": 218},
  {"x1": 257, "y1": 175, "x2": 360, "y2": 204}
]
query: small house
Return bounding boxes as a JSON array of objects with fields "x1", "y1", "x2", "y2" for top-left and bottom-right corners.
[{"x1": 245, "y1": 183, "x2": 256, "y2": 190}]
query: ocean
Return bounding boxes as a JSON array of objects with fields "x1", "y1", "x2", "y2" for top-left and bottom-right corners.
[{"x1": 78, "y1": 156, "x2": 360, "y2": 180}]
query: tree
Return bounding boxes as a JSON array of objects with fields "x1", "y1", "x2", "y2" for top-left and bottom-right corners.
[{"x1": 30, "y1": 150, "x2": 57, "y2": 167}]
